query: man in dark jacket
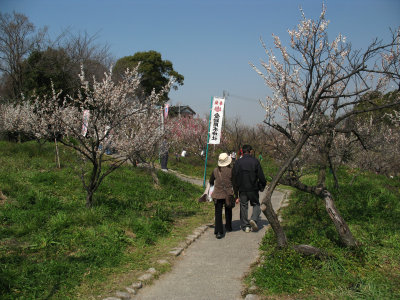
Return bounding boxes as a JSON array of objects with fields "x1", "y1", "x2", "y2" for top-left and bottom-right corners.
[{"x1": 232, "y1": 144, "x2": 266, "y2": 232}]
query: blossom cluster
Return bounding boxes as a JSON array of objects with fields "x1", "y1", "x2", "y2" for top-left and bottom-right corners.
[
  {"x1": 253, "y1": 6, "x2": 399, "y2": 150},
  {"x1": 249, "y1": 6, "x2": 400, "y2": 185},
  {"x1": 1, "y1": 65, "x2": 171, "y2": 161},
  {"x1": 165, "y1": 116, "x2": 209, "y2": 156}
]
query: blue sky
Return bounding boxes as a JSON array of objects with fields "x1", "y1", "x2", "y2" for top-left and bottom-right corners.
[{"x1": 2, "y1": 0, "x2": 399, "y2": 125}]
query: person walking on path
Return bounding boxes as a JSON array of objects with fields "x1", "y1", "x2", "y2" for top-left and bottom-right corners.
[
  {"x1": 160, "y1": 137, "x2": 169, "y2": 171},
  {"x1": 209, "y1": 153, "x2": 236, "y2": 239},
  {"x1": 233, "y1": 144, "x2": 266, "y2": 233}
]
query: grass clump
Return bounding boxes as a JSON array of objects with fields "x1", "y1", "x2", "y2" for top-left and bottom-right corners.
[
  {"x1": 0, "y1": 141, "x2": 212, "y2": 299},
  {"x1": 249, "y1": 169, "x2": 400, "y2": 299}
]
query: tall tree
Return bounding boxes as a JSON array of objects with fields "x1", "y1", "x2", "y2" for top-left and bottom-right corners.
[
  {"x1": 57, "y1": 30, "x2": 112, "y2": 80},
  {"x1": 21, "y1": 30, "x2": 113, "y2": 100},
  {"x1": 20, "y1": 31, "x2": 113, "y2": 103},
  {"x1": 114, "y1": 50, "x2": 184, "y2": 104},
  {"x1": 0, "y1": 11, "x2": 47, "y2": 101},
  {"x1": 21, "y1": 48, "x2": 77, "y2": 99},
  {"x1": 252, "y1": 5, "x2": 400, "y2": 252}
]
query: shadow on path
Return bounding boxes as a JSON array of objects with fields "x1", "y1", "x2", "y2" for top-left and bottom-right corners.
[{"x1": 133, "y1": 170, "x2": 287, "y2": 300}]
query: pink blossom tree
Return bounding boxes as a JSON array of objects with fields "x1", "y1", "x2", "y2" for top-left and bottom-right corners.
[
  {"x1": 166, "y1": 115, "x2": 231, "y2": 161},
  {"x1": 252, "y1": 5, "x2": 400, "y2": 251},
  {"x1": 166, "y1": 116, "x2": 209, "y2": 159}
]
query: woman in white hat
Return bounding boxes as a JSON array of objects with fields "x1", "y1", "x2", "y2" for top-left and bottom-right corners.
[{"x1": 209, "y1": 153, "x2": 236, "y2": 239}]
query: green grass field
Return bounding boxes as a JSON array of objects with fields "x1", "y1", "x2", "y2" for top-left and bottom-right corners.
[
  {"x1": 2, "y1": 141, "x2": 399, "y2": 299},
  {"x1": 247, "y1": 168, "x2": 400, "y2": 299},
  {"x1": 0, "y1": 141, "x2": 213, "y2": 299}
]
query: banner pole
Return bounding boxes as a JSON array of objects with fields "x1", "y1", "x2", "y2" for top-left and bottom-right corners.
[{"x1": 203, "y1": 96, "x2": 214, "y2": 187}]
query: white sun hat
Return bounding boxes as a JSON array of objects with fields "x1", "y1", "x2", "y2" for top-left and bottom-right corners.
[{"x1": 218, "y1": 153, "x2": 232, "y2": 167}]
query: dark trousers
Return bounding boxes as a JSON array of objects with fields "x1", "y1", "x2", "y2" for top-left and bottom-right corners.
[
  {"x1": 214, "y1": 199, "x2": 232, "y2": 234},
  {"x1": 160, "y1": 153, "x2": 168, "y2": 169}
]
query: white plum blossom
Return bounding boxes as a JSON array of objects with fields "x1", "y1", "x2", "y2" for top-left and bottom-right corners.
[
  {"x1": 250, "y1": 5, "x2": 400, "y2": 250},
  {"x1": 2, "y1": 65, "x2": 172, "y2": 207}
]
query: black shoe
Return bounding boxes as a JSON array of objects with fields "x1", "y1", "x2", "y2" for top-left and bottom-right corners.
[
  {"x1": 225, "y1": 225, "x2": 232, "y2": 232},
  {"x1": 216, "y1": 233, "x2": 223, "y2": 239}
]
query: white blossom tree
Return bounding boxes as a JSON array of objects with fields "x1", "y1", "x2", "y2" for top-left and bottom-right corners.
[
  {"x1": 1, "y1": 101, "x2": 34, "y2": 136},
  {"x1": 252, "y1": 5, "x2": 400, "y2": 251},
  {"x1": 4, "y1": 65, "x2": 171, "y2": 207}
]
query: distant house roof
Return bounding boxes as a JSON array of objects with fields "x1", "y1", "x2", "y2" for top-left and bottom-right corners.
[{"x1": 168, "y1": 105, "x2": 196, "y2": 117}]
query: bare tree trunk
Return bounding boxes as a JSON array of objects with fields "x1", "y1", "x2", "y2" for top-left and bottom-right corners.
[
  {"x1": 85, "y1": 180, "x2": 97, "y2": 208},
  {"x1": 328, "y1": 156, "x2": 339, "y2": 189},
  {"x1": 260, "y1": 133, "x2": 310, "y2": 248},
  {"x1": 261, "y1": 189, "x2": 287, "y2": 248},
  {"x1": 318, "y1": 134, "x2": 358, "y2": 246},
  {"x1": 280, "y1": 175, "x2": 359, "y2": 248},
  {"x1": 54, "y1": 137, "x2": 61, "y2": 169},
  {"x1": 86, "y1": 192, "x2": 94, "y2": 208},
  {"x1": 323, "y1": 190, "x2": 359, "y2": 247},
  {"x1": 81, "y1": 156, "x2": 99, "y2": 208},
  {"x1": 317, "y1": 165, "x2": 327, "y2": 187}
]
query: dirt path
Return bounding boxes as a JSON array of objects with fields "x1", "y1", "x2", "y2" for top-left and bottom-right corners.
[{"x1": 133, "y1": 170, "x2": 287, "y2": 300}]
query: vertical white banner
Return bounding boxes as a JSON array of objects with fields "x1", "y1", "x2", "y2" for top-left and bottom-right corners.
[{"x1": 209, "y1": 97, "x2": 225, "y2": 144}]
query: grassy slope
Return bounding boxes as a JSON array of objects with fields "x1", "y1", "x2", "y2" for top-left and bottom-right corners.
[
  {"x1": 248, "y1": 169, "x2": 400, "y2": 299},
  {"x1": 168, "y1": 154, "x2": 215, "y2": 179},
  {"x1": 0, "y1": 141, "x2": 213, "y2": 299}
]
